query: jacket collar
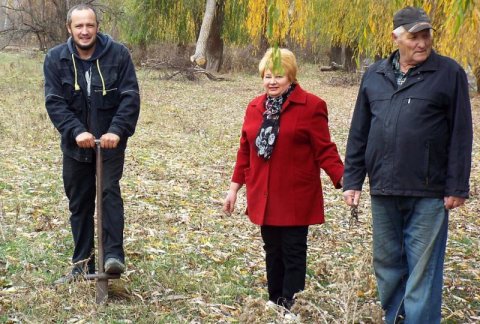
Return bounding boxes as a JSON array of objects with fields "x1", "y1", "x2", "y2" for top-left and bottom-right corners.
[
  {"x1": 250, "y1": 84, "x2": 308, "y2": 111},
  {"x1": 375, "y1": 49, "x2": 440, "y2": 75}
]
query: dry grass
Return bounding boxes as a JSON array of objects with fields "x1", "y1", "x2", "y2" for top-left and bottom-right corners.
[{"x1": 0, "y1": 50, "x2": 479, "y2": 323}]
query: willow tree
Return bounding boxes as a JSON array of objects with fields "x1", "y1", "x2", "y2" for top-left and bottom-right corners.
[
  {"x1": 190, "y1": 0, "x2": 225, "y2": 72},
  {"x1": 105, "y1": 0, "x2": 231, "y2": 71},
  {"x1": 105, "y1": 0, "x2": 479, "y2": 85},
  {"x1": 104, "y1": 0, "x2": 205, "y2": 61},
  {"x1": 242, "y1": 0, "x2": 395, "y2": 71},
  {"x1": 309, "y1": 0, "x2": 479, "y2": 79},
  {"x1": 434, "y1": 0, "x2": 480, "y2": 92},
  {"x1": 243, "y1": 0, "x2": 309, "y2": 50}
]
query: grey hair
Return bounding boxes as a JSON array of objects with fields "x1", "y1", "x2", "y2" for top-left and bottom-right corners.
[
  {"x1": 393, "y1": 25, "x2": 433, "y2": 38},
  {"x1": 393, "y1": 26, "x2": 407, "y2": 37},
  {"x1": 66, "y1": 4, "x2": 99, "y2": 26}
]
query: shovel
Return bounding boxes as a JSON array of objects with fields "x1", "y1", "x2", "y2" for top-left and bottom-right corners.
[{"x1": 84, "y1": 139, "x2": 120, "y2": 304}]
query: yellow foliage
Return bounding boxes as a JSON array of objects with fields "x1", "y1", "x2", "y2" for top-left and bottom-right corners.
[
  {"x1": 121, "y1": 0, "x2": 479, "y2": 73},
  {"x1": 434, "y1": 0, "x2": 480, "y2": 69},
  {"x1": 244, "y1": 0, "x2": 309, "y2": 47}
]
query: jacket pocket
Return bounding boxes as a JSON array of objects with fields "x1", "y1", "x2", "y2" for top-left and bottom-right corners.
[
  {"x1": 92, "y1": 70, "x2": 119, "y2": 110},
  {"x1": 293, "y1": 168, "x2": 320, "y2": 219},
  {"x1": 424, "y1": 141, "x2": 430, "y2": 186},
  {"x1": 293, "y1": 168, "x2": 320, "y2": 197},
  {"x1": 94, "y1": 88, "x2": 119, "y2": 110},
  {"x1": 423, "y1": 140, "x2": 448, "y2": 190},
  {"x1": 61, "y1": 78, "x2": 83, "y2": 112}
]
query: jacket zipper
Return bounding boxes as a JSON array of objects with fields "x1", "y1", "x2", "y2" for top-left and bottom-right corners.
[{"x1": 425, "y1": 142, "x2": 430, "y2": 186}]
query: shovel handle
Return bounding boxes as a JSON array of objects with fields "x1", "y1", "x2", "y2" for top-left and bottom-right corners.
[
  {"x1": 95, "y1": 139, "x2": 104, "y2": 273},
  {"x1": 94, "y1": 138, "x2": 109, "y2": 304}
]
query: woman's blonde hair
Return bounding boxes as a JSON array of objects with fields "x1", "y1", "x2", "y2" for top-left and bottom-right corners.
[{"x1": 258, "y1": 48, "x2": 298, "y2": 83}]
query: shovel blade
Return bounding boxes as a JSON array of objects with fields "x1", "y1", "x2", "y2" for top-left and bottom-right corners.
[{"x1": 96, "y1": 279, "x2": 108, "y2": 304}]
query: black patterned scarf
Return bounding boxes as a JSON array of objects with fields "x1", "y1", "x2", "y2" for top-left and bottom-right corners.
[{"x1": 255, "y1": 83, "x2": 296, "y2": 160}]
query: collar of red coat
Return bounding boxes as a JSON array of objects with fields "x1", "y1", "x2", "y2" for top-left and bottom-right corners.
[{"x1": 250, "y1": 84, "x2": 308, "y2": 112}]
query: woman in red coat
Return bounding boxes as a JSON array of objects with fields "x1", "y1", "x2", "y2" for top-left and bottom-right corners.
[{"x1": 223, "y1": 48, "x2": 344, "y2": 312}]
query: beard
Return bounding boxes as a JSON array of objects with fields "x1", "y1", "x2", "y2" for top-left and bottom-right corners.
[{"x1": 73, "y1": 37, "x2": 96, "y2": 51}]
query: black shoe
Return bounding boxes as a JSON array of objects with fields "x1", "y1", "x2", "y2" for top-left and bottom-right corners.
[
  {"x1": 278, "y1": 297, "x2": 295, "y2": 310},
  {"x1": 104, "y1": 258, "x2": 125, "y2": 274}
]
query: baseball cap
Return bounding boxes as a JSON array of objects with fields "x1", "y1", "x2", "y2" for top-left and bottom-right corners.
[{"x1": 393, "y1": 6, "x2": 433, "y2": 33}]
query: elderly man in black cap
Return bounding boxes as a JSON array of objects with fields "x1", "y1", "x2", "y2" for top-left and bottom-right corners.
[{"x1": 343, "y1": 6, "x2": 472, "y2": 324}]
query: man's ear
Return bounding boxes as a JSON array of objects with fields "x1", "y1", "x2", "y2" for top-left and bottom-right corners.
[
  {"x1": 66, "y1": 23, "x2": 71, "y2": 35},
  {"x1": 391, "y1": 33, "x2": 398, "y2": 45}
]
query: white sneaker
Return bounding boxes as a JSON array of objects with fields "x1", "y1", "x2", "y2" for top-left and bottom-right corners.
[
  {"x1": 284, "y1": 312, "x2": 299, "y2": 322},
  {"x1": 265, "y1": 300, "x2": 280, "y2": 311}
]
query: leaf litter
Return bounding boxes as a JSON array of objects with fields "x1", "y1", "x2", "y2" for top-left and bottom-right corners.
[{"x1": 0, "y1": 52, "x2": 479, "y2": 323}]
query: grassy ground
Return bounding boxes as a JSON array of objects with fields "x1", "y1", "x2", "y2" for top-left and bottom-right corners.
[{"x1": 0, "y1": 50, "x2": 478, "y2": 323}]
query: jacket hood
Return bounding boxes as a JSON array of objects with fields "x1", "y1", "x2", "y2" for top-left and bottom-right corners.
[
  {"x1": 67, "y1": 33, "x2": 112, "y2": 95},
  {"x1": 67, "y1": 32, "x2": 112, "y2": 61}
]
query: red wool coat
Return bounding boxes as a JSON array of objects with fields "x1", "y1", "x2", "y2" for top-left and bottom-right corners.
[{"x1": 231, "y1": 85, "x2": 344, "y2": 226}]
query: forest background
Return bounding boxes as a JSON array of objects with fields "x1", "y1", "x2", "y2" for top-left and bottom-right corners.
[
  {"x1": 0, "y1": 0, "x2": 479, "y2": 323},
  {"x1": 1, "y1": 0, "x2": 479, "y2": 88}
]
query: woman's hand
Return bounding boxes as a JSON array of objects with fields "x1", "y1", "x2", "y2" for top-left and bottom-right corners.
[
  {"x1": 222, "y1": 182, "x2": 242, "y2": 215},
  {"x1": 223, "y1": 190, "x2": 237, "y2": 215}
]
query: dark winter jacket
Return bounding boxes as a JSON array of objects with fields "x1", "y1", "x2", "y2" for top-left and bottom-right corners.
[
  {"x1": 344, "y1": 50, "x2": 472, "y2": 198},
  {"x1": 44, "y1": 33, "x2": 140, "y2": 162}
]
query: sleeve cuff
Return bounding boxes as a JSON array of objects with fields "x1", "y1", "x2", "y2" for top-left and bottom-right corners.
[{"x1": 107, "y1": 126, "x2": 123, "y2": 138}]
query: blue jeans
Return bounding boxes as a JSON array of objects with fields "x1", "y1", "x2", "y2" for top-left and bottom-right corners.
[{"x1": 370, "y1": 196, "x2": 448, "y2": 324}]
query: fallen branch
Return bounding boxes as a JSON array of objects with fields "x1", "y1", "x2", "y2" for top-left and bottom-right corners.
[
  {"x1": 143, "y1": 60, "x2": 228, "y2": 81},
  {"x1": 320, "y1": 62, "x2": 344, "y2": 72}
]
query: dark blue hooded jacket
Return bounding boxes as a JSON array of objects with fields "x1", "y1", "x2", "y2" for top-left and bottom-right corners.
[
  {"x1": 344, "y1": 50, "x2": 472, "y2": 198},
  {"x1": 44, "y1": 33, "x2": 140, "y2": 162}
]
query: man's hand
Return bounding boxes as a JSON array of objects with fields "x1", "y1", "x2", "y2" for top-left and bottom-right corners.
[
  {"x1": 100, "y1": 133, "x2": 120, "y2": 149},
  {"x1": 444, "y1": 196, "x2": 466, "y2": 210},
  {"x1": 75, "y1": 132, "x2": 95, "y2": 148},
  {"x1": 343, "y1": 189, "x2": 362, "y2": 207}
]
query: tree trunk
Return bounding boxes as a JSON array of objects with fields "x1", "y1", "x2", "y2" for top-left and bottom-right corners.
[
  {"x1": 1, "y1": 0, "x2": 9, "y2": 29},
  {"x1": 205, "y1": 0, "x2": 224, "y2": 72},
  {"x1": 329, "y1": 45, "x2": 342, "y2": 66},
  {"x1": 190, "y1": 0, "x2": 217, "y2": 67},
  {"x1": 344, "y1": 45, "x2": 356, "y2": 72},
  {"x1": 258, "y1": 3, "x2": 269, "y2": 53}
]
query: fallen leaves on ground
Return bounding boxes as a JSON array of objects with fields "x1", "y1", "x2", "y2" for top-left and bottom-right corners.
[{"x1": 0, "y1": 51, "x2": 479, "y2": 323}]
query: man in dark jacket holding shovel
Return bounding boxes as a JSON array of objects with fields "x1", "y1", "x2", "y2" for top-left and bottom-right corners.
[
  {"x1": 44, "y1": 4, "x2": 140, "y2": 283},
  {"x1": 343, "y1": 6, "x2": 472, "y2": 324}
]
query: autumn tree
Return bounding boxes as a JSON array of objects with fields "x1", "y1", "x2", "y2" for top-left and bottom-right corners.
[
  {"x1": 0, "y1": 0, "x2": 92, "y2": 50},
  {"x1": 105, "y1": 0, "x2": 480, "y2": 85},
  {"x1": 243, "y1": 0, "x2": 309, "y2": 49},
  {"x1": 190, "y1": 0, "x2": 225, "y2": 72},
  {"x1": 107, "y1": 0, "x2": 205, "y2": 62},
  {"x1": 433, "y1": 0, "x2": 480, "y2": 92}
]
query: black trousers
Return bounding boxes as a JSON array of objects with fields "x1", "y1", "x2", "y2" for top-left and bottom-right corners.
[
  {"x1": 63, "y1": 153, "x2": 125, "y2": 274},
  {"x1": 260, "y1": 225, "x2": 309, "y2": 307}
]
